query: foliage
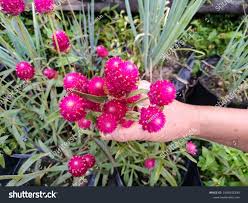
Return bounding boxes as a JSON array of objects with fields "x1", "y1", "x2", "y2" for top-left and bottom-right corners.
[
  {"x1": 187, "y1": 14, "x2": 243, "y2": 57},
  {"x1": 198, "y1": 144, "x2": 248, "y2": 186},
  {"x1": 213, "y1": 15, "x2": 248, "y2": 92},
  {"x1": 0, "y1": 1, "x2": 197, "y2": 186},
  {"x1": 125, "y1": 0, "x2": 206, "y2": 75}
]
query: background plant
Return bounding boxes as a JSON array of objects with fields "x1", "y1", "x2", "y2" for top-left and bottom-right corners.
[
  {"x1": 0, "y1": 0, "x2": 197, "y2": 186},
  {"x1": 198, "y1": 144, "x2": 248, "y2": 186}
]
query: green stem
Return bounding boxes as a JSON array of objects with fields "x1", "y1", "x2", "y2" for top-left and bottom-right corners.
[{"x1": 48, "y1": 14, "x2": 66, "y2": 75}]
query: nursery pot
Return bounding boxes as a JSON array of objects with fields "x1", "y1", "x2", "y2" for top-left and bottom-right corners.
[
  {"x1": 197, "y1": 56, "x2": 248, "y2": 109},
  {"x1": 0, "y1": 155, "x2": 24, "y2": 186}
]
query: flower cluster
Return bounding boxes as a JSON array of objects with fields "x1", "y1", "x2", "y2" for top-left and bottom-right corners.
[
  {"x1": 68, "y1": 154, "x2": 96, "y2": 177},
  {"x1": 0, "y1": 0, "x2": 55, "y2": 16},
  {"x1": 58, "y1": 45, "x2": 176, "y2": 134}
]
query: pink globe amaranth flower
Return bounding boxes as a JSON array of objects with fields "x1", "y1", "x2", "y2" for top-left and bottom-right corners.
[
  {"x1": 105, "y1": 81, "x2": 127, "y2": 98},
  {"x1": 16, "y1": 61, "x2": 35, "y2": 80},
  {"x1": 186, "y1": 141, "x2": 197, "y2": 156},
  {"x1": 59, "y1": 94, "x2": 86, "y2": 122},
  {"x1": 43, "y1": 67, "x2": 57, "y2": 79},
  {"x1": 120, "y1": 118, "x2": 134, "y2": 128},
  {"x1": 148, "y1": 80, "x2": 176, "y2": 106},
  {"x1": 103, "y1": 99, "x2": 127, "y2": 121},
  {"x1": 96, "y1": 45, "x2": 109, "y2": 58},
  {"x1": 77, "y1": 117, "x2": 91, "y2": 129},
  {"x1": 81, "y1": 154, "x2": 96, "y2": 168},
  {"x1": 105, "y1": 60, "x2": 139, "y2": 98},
  {"x1": 118, "y1": 61, "x2": 139, "y2": 91},
  {"x1": 34, "y1": 0, "x2": 54, "y2": 14},
  {"x1": 126, "y1": 86, "x2": 141, "y2": 104},
  {"x1": 52, "y1": 30, "x2": 70, "y2": 53},
  {"x1": 139, "y1": 106, "x2": 166, "y2": 133},
  {"x1": 104, "y1": 56, "x2": 123, "y2": 78},
  {"x1": 144, "y1": 158, "x2": 156, "y2": 170},
  {"x1": 81, "y1": 97, "x2": 101, "y2": 112},
  {"x1": 0, "y1": 0, "x2": 25, "y2": 16},
  {"x1": 97, "y1": 113, "x2": 118, "y2": 134},
  {"x1": 63, "y1": 72, "x2": 88, "y2": 93},
  {"x1": 68, "y1": 155, "x2": 89, "y2": 177},
  {"x1": 88, "y1": 76, "x2": 106, "y2": 96}
]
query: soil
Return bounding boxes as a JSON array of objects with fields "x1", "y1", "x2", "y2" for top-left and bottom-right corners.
[{"x1": 199, "y1": 57, "x2": 248, "y2": 106}]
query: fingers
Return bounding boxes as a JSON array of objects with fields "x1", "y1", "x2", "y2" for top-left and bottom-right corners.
[
  {"x1": 100, "y1": 123, "x2": 147, "y2": 142},
  {"x1": 100, "y1": 122, "x2": 165, "y2": 142}
]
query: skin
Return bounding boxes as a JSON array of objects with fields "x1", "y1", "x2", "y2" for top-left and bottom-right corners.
[{"x1": 101, "y1": 100, "x2": 248, "y2": 152}]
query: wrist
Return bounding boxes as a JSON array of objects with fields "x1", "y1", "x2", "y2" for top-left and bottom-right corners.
[{"x1": 187, "y1": 104, "x2": 201, "y2": 136}]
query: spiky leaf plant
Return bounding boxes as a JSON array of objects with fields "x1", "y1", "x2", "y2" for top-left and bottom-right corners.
[
  {"x1": 125, "y1": 0, "x2": 206, "y2": 75},
  {"x1": 0, "y1": 0, "x2": 197, "y2": 186}
]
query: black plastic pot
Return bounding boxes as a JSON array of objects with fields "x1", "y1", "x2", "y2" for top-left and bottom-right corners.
[
  {"x1": 0, "y1": 155, "x2": 23, "y2": 186},
  {"x1": 87, "y1": 168, "x2": 124, "y2": 186},
  {"x1": 173, "y1": 53, "x2": 203, "y2": 186},
  {"x1": 196, "y1": 56, "x2": 248, "y2": 108}
]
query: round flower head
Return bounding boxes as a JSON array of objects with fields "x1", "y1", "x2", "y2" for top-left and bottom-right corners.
[
  {"x1": 0, "y1": 0, "x2": 25, "y2": 16},
  {"x1": 81, "y1": 154, "x2": 96, "y2": 168},
  {"x1": 97, "y1": 113, "x2": 118, "y2": 134},
  {"x1": 139, "y1": 106, "x2": 166, "y2": 133},
  {"x1": 43, "y1": 67, "x2": 57, "y2": 79},
  {"x1": 148, "y1": 80, "x2": 176, "y2": 106},
  {"x1": 68, "y1": 155, "x2": 89, "y2": 177},
  {"x1": 104, "y1": 59, "x2": 139, "y2": 98},
  {"x1": 34, "y1": 0, "x2": 54, "y2": 14},
  {"x1": 77, "y1": 118, "x2": 91, "y2": 129},
  {"x1": 16, "y1": 61, "x2": 35, "y2": 80},
  {"x1": 59, "y1": 94, "x2": 86, "y2": 122},
  {"x1": 103, "y1": 99, "x2": 127, "y2": 121},
  {"x1": 52, "y1": 30, "x2": 71, "y2": 53},
  {"x1": 186, "y1": 141, "x2": 197, "y2": 156},
  {"x1": 63, "y1": 72, "x2": 88, "y2": 93},
  {"x1": 88, "y1": 76, "x2": 106, "y2": 96},
  {"x1": 144, "y1": 158, "x2": 156, "y2": 170},
  {"x1": 96, "y1": 45, "x2": 109, "y2": 58}
]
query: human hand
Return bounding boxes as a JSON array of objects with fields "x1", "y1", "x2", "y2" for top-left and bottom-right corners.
[{"x1": 101, "y1": 81, "x2": 200, "y2": 142}]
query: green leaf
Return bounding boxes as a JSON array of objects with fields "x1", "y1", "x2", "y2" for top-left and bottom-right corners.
[
  {"x1": 72, "y1": 90, "x2": 107, "y2": 103},
  {"x1": 0, "y1": 153, "x2": 5, "y2": 168},
  {"x1": 150, "y1": 160, "x2": 163, "y2": 186},
  {"x1": 161, "y1": 168, "x2": 178, "y2": 186},
  {"x1": 181, "y1": 151, "x2": 197, "y2": 163},
  {"x1": 18, "y1": 153, "x2": 49, "y2": 174},
  {"x1": 11, "y1": 125, "x2": 26, "y2": 150}
]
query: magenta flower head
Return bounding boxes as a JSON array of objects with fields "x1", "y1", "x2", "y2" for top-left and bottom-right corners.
[
  {"x1": 148, "y1": 80, "x2": 176, "y2": 106},
  {"x1": 88, "y1": 76, "x2": 106, "y2": 96},
  {"x1": 96, "y1": 45, "x2": 109, "y2": 58},
  {"x1": 144, "y1": 158, "x2": 156, "y2": 170},
  {"x1": 68, "y1": 155, "x2": 89, "y2": 177},
  {"x1": 63, "y1": 72, "x2": 88, "y2": 93},
  {"x1": 34, "y1": 0, "x2": 54, "y2": 14},
  {"x1": 16, "y1": 61, "x2": 35, "y2": 80},
  {"x1": 186, "y1": 141, "x2": 197, "y2": 156},
  {"x1": 59, "y1": 93, "x2": 86, "y2": 122},
  {"x1": 77, "y1": 118, "x2": 91, "y2": 129},
  {"x1": 96, "y1": 113, "x2": 118, "y2": 134},
  {"x1": 43, "y1": 67, "x2": 57, "y2": 80},
  {"x1": 139, "y1": 106, "x2": 166, "y2": 133},
  {"x1": 0, "y1": 0, "x2": 25, "y2": 16},
  {"x1": 81, "y1": 154, "x2": 96, "y2": 168},
  {"x1": 52, "y1": 30, "x2": 71, "y2": 53}
]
